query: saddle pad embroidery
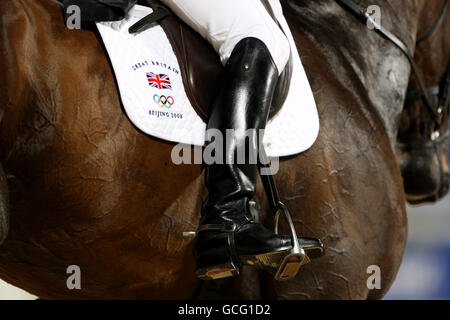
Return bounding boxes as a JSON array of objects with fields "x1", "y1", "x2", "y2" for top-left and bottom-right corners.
[{"x1": 96, "y1": 3, "x2": 319, "y2": 157}]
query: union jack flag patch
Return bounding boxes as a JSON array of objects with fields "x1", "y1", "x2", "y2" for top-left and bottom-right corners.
[{"x1": 146, "y1": 72, "x2": 172, "y2": 90}]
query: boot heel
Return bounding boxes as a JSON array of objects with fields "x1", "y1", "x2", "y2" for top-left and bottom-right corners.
[
  {"x1": 194, "y1": 230, "x2": 240, "y2": 280},
  {"x1": 196, "y1": 260, "x2": 239, "y2": 280}
]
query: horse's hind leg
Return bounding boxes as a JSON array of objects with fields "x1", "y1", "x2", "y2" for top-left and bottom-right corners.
[{"x1": 0, "y1": 162, "x2": 9, "y2": 245}]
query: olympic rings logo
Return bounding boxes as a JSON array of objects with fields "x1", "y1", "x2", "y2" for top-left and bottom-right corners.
[{"x1": 153, "y1": 94, "x2": 174, "y2": 109}]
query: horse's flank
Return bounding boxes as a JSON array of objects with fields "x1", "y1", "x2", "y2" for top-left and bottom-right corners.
[{"x1": 0, "y1": 0, "x2": 202, "y2": 298}]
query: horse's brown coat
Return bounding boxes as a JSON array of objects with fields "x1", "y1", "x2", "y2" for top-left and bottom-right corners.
[{"x1": 0, "y1": 0, "x2": 448, "y2": 299}]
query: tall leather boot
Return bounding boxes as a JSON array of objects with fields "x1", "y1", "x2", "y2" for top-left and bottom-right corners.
[{"x1": 194, "y1": 37, "x2": 323, "y2": 280}]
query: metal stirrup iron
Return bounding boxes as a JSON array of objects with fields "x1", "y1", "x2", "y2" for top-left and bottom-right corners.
[{"x1": 258, "y1": 147, "x2": 309, "y2": 281}]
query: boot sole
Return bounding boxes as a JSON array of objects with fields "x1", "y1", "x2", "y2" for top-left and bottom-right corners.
[
  {"x1": 196, "y1": 246, "x2": 292, "y2": 281},
  {"x1": 196, "y1": 261, "x2": 240, "y2": 280},
  {"x1": 196, "y1": 244, "x2": 324, "y2": 281}
]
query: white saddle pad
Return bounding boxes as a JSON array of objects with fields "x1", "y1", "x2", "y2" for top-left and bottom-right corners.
[{"x1": 96, "y1": 3, "x2": 319, "y2": 157}]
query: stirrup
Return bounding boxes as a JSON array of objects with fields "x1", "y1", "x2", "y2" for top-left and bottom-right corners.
[
  {"x1": 184, "y1": 201, "x2": 323, "y2": 281},
  {"x1": 273, "y1": 202, "x2": 310, "y2": 281},
  {"x1": 258, "y1": 148, "x2": 324, "y2": 280}
]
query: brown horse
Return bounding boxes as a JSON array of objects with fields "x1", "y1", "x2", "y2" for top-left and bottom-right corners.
[
  {"x1": 397, "y1": 0, "x2": 450, "y2": 204},
  {"x1": 0, "y1": 0, "x2": 448, "y2": 299}
]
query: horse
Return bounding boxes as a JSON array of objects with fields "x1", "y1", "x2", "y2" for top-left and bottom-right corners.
[
  {"x1": 0, "y1": 0, "x2": 448, "y2": 299},
  {"x1": 397, "y1": 0, "x2": 450, "y2": 205}
]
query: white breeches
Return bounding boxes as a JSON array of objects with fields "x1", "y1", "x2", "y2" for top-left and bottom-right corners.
[{"x1": 159, "y1": 0, "x2": 291, "y2": 74}]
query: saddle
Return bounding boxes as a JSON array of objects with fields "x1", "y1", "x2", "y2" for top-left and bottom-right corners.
[{"x1": 141, "y1": 0, "x2": 293, "y2": 122}]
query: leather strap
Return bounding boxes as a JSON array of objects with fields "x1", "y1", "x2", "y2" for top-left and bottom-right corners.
[
  {"x1": 197, "y1": 223, "x2": 237, "y2": 233},
  {"x1": 406, "y1": 85, "x2": 440, "y2": 102},
  {"x1": 336, "y1": 0, "x2": 445, "y2": 127},
  {"x1": 439, "y1": 64, "x2": 450, "y2": 113},
  {"x1": 416, "y1": 0, "x2": 449, "y2": 44},
  {"x1": 128, "y1": 7, "x2": 170, "y2": 34},
  {"x1": 397, "y1": 131, "x2": 449, "y2": 150},
  {"x1": 406, "y1": 62, "x2": 450, "y2": 113},
  {"x1": 258, "y1": 147, "x2": 282, "y2": 214}
]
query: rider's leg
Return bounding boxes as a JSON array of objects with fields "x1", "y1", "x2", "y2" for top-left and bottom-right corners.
[
  {"x1": 159, "y1": 0, "x2": 290, "y2": 74},
  {"x1": 159, "y1": 0, "x2": 303, "y2": 279},
  {"x1": 195, "y1": 36, "x2": 293, "y2": 279}
]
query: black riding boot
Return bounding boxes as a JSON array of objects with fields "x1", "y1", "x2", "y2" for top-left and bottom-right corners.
[{"x1": 194, "y1": 38, "x2": 322, "y2": 280}]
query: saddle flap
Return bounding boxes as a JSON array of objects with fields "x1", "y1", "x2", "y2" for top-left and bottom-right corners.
[
  {"x1": 96, "y1": 3, "x2": 320, "y2": 157},
  {"x1": 144, "y1": 0, "x2": 292, "y2": 122}
]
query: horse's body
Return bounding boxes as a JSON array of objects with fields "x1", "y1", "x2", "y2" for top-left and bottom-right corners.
[{"x1": 0, "y1": 0, "x2": 448, "y2": 299}]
